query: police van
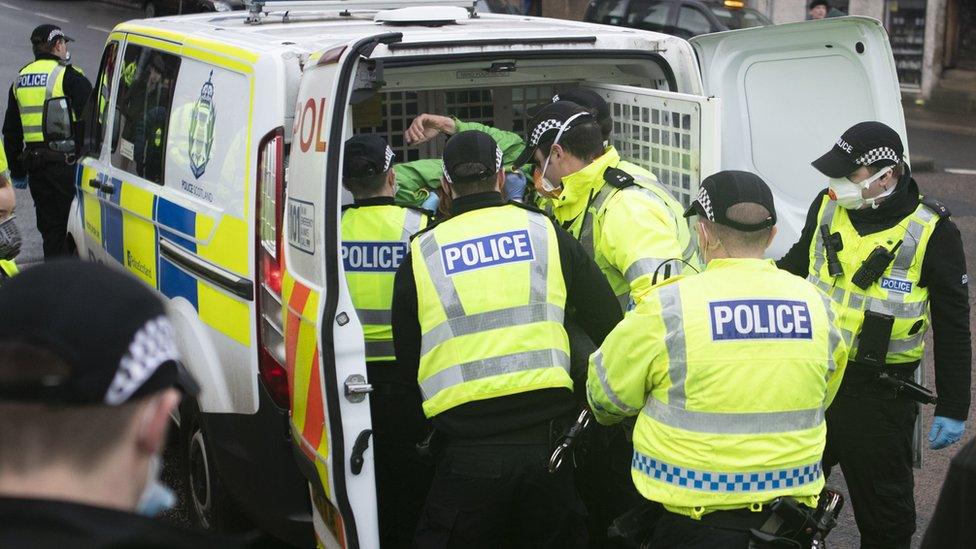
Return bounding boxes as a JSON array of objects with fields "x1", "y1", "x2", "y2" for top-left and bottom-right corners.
[{"x1": 66, "y1": 1, "x2": 909, "y2": 546}]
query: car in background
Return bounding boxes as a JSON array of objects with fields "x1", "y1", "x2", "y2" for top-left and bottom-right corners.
[
  {"x1": 584, "y1": 0, "x2": 772, "y2": 38},
  {"x1": 143, "y1": 0, "x2": 244, "y2": 18}
]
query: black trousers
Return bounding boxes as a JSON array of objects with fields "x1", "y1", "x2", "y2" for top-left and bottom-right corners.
[
  {"x1": 415, "y1": 439, "x2": 587, "y2": 549},
  {"x1": 367, "y1": 367, "x2": 434, "y2": 549},
  {"x1": 575, "y1": 423, "x2": 645, "y2": 548},
  {"x1": 823, "y1": 393, "x2": 917, "y2": 548},
  {"x1": 648, "y1": 511, "x2": 756, "y2": 549},
  {"x1": 27, "y1": 155, "x2": 76, "y2": 259}
]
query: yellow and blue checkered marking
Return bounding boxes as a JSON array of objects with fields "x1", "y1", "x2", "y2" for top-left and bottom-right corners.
[{"x1": 632, "y1": 452, "x2": 822, "y2": 492}]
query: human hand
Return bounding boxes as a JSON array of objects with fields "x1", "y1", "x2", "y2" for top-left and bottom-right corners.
[
  {"x1": 504, "y1": 172, "x2": 528, "y2": 202},
  {"x1": 404, "y1": 114, "x2": 456, "y2": 146},
  {"x1": 420, "y1": 191, "x2": 440, "y2": 213},
  {"x1": 929, "y1": 416, "x2": 965, "y2": 450}
]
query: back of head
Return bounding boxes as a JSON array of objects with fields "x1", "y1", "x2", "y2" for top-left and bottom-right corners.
[
  {"x1": 684, "y1": 170, "x2": 777, "y2": 258},
  {"x1": 442, "y1": 130, "x2": 503, "y2": 197},
  {"x1": 343, "y1": 134, "x2": 395, "y2": 199},
  {"x1": 515, "y1": 101, "x2": 605, "y2": 168},
  {"x1": 0, "y1": 260, "x2": 197, "y2": 477}
]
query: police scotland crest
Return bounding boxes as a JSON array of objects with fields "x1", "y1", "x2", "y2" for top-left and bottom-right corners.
[{"x1": 188, "y1": 71, "x2": 216, "y2": 179}]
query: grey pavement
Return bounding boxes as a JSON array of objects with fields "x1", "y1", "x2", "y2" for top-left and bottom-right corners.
[
  {"x1": 2, "y1": 2, "x2": 975, "y2": 546},
  {"x1": 0, "y1": 0, "x2": 141, "y2": 266}
]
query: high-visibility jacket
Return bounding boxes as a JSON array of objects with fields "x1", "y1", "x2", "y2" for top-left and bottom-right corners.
[
  {"x1": 587, "y1": 258, "x2": 848, "y2": 517},
  {"x1": 411, "y1": 203, "x2": 572, "y2": 418},
  {"x1": 342, "y1": 203, "x2": 427, "y2": 362},
  {"x1": 554, "y1": 147, "x2": 700, "y2": 311},
  {"x1": 807, "y1": 196, "x2": 941, "y2": 365},
  {"x1": 0, "y1": 259, "x2": 17, "y2": 286},
  {"x1": 14, "y1": 59, "x2": 69, "y2": 143}
]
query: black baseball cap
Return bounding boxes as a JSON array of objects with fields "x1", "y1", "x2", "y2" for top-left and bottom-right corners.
[
  {"x1": 30, "y1": 24, "x2": 73, "y2": 45},
  {"x1": 811, "y1": 121, "x2": 904, "y2": 178},
  {"x1": 442, "y1": 130, "x2": 502, "y2": 185},
  {"x1": 0, "y1": 260, "x2": 199, "y2": 405},
  {"x1": 809, "y1": 0, "x2": 830, "y2": 9},
  {"x1": 684, "y1": 170, "x2": 776, "y2": 231},
  {"x1": 513, "y1": 101, "x2": 597, "y2": 168},
  {"x1": 343, "y1": 134, "x2": 394, "y2": 179},
  {"x1": 528, "y1": 89, "x2": 610, "y2": 130}
]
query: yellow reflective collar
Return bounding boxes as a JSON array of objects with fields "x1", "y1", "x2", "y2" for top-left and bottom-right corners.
[{"x1": 552, "y1": 147, "x2": 621, "y2": 223}]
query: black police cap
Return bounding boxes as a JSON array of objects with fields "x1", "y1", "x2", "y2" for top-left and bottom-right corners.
[{"x1": 684, "y1": 170, "x2": 777, "y2": 232}]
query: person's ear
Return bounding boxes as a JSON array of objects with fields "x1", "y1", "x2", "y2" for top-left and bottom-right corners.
[
  {"x1": 136, "y1": 389, "x2": 181, "y2": 456},
  {"x1": 495, "y1": 169, "x2": 505, "y2": 192},
  {"x1": 386, "y1": 169, "x2": 396, "y2": 190},
  {"x1": 767, "y1": 226, "x2": 778, "y2": 250},
  {"x1": 441, "y1": 178, "x2": 454, "y2": 199}
]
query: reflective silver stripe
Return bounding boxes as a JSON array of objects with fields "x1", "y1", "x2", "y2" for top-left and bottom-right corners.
[
  {"x1": 659, "y1": 284, "x2": 687, "y2": 408},
  {"x1": 642, "y1": 398, "x2": 825, "y2": 434},
  {"x1": 593, "y1": 350, "x2": 639, "y2": 414},
  {"x1": 365, "y1": 340, "x2": 395, "y2": 359},
  {"x1": 45, "y1": 65, "x2": 64, "y2": 102},
  {"x1": 811, "y1": 200, "x2": 838, "y2": 275},
  {"x1": 864, "y1": 296, "x2": 927, "y2": 318},
  {"x1": 419, "y1": 349, "x2": 570, "y2": 400},
  {"x1": 418, "y1": 231, "x2": 466, "y2": 319},
  {"x1": 850, "y1": 329, "x2": 926, "y2": 357},
  {"x1": 890, "y1": 219, "x2": 925, "y2": 281},
  {"x1": 356, "y1": 308, "x2": 392, "y2": 326},
  {"x1": 617, "y1": 293, "x2": 631, "y2": 311},
  {"x1": 402, "y1": 209, "x2": 424, "y2": 242},
  {"x1": 580, "y1": 184, "x2": 615, "y2": 257},
  {"x1": 418, "y1": 211, "x2": 552, "y2": 354},
  {"x1": 22, "y1": 125, "x2": 43, "y2": 134},
  {"x1": 624, "y1": 257, "x2": 668, "y2": 283},
  {"x1": 420, "y1": 303, "x2": 564, "y2": 356},
  {"x1": 682, "y1": 238, "x2": 697, "y2": 263},
  {"x1": 817, "y1": 292, "x2": 841, "y2": 377},
  {"x1": 19, "y1": 106, "x2": 43, "y2": 114}
]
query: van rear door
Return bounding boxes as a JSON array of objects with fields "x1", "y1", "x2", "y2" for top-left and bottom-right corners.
[
  {"x1": 285, "y1": 35, "x2": 399, "y2": 549},
  {"x1": 689, "y1": 16, "x2": 906, "y2": 257}
]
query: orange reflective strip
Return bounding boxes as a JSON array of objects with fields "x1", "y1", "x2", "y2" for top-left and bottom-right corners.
[
  {"x1": 303, "y1": 346, "x2": 325, "y2": 450},
  {"x1": 286, "y1": 282, "x2": 311, "y2": 399}
]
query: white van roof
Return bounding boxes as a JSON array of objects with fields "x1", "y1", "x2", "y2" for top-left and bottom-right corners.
[{"x1": 116, "y1": 9, "x2": 689, "y2": 64}]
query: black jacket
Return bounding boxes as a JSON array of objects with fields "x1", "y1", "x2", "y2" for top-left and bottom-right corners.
[
  {"x1": 0, "y1": 497, "x2": 251, "y2": 548},
  {"x1": 391, "y1": 191, "x2": 623, "y2": 438},
  {"x1": 777, "y1": 175, "x2": 971, "y2": 420},
  {"x1": 3, "y1": 53, "x2": 92, "y2": 177}
]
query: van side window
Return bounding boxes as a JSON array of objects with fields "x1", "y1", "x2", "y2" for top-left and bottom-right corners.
[
  {"x1": 88, "y1": 41, "x2": 118, "y2": 157},
  {"x1": 626, "y1": 0, "x2": 671, "y2": 32},
  {"x1": 674, "y1": 4, "x2": 712, "y2": 38},
  {"x1": 111, "y1": 45, "x2": 181, "y2": 185}
]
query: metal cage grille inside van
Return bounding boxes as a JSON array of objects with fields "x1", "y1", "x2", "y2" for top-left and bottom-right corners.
[{"x1": 352, "y1": 82, "x2": 715, "y2": 210}]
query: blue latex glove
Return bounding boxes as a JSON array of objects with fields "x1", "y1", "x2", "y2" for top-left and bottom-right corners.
[
  {"x1": 929, "y1": 416, "x2": 965, "y2": 450},
  {"x1": 420, "y1": 191, "x2": 440, "y2": 213},
  {"x1": 11, "y1": 176, "x2": 27, "y2": 190},
  {"x1": 504, "y1": 172, "x2": 528, "y2": 202}
]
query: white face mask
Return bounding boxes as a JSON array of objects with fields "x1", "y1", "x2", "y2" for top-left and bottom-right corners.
[{"x1": 828, "y1": 166, "x2": 894, "y2": 210}]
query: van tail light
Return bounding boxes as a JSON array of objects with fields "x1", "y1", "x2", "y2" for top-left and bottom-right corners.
[{"x1": 255, "y1": 127, "x2": 289, "y2": 409}]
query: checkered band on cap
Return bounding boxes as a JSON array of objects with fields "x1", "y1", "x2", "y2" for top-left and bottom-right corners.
[
  {"x1": 104, "y1": 315, "x2": 181, "y2": 406},
  {"x1": 695, "y1": 186, "x2": 715, "y2": 221},
  {"x1": 383, "y1": 145, "x2": 395, "y2": 171},
  {"x1": 855, "y1": 147, "x2": 900, "y2": 166},
  {"x1": 529, "y1": 119, "x2": 563, "y2": 147}
]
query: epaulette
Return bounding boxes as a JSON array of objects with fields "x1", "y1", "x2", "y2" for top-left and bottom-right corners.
[
  {"x1": 603, "y1": 167, "x2": 635, "y2": 189},
  {"x1": 508, "y1": 200, "x2": 546, "y2": 215},
  {"x1": 920, "y1": 196, "x2": 950, "y2": 219}
]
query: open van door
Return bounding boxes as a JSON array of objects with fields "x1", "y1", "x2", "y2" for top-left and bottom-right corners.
[
  {"x1": 284, "y1": 35, "x2": 401, "y2": 549},
  {"x1": 690, "y1": 16, "x2": 907, "y2": 258}
]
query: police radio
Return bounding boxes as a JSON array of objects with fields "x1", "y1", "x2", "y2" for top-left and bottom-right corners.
[
  {"x1": 851, "y1": 240, "x2": 902, "y2": 290},
  {"x1": 819, "y1": 224, "x2": 844, "y2": 278}
]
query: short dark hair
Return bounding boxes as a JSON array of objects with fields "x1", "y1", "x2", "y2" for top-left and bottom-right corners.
[
  {"x1": 0, "y1": 342, "x2": 143, "y2": 474},
  {"x1": 448, "y1": 162, "x2": 499, "y2": 196},
  {"x1": 539, "y1": 118, "x2": 605, "y2": 163},
  {"x1": 809, "y1": 0, "x2": 830, "y2": 9},
  {"x1": 342, "y1": 159, "x2": 389, "y2": 199},
  {"x1": 702, "y1": 203, "x2": 774, "y2": 255}
]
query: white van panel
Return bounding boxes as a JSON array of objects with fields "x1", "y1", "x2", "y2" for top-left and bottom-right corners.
[
  {"x1": 166, "y1": 59, "x2": 250, "y2": 218},
  {"x1": 691, "y1": 17, "x2": 907, "y2": 258}
]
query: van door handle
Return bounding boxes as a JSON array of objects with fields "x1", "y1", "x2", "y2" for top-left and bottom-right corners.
[
  {"x1": 87, "y1": 178, "x2": 102, "y2": 190},
  {"x1": 349, "y1": 429, "x2": 372, "y2": 475},
  {"x1": 100, "y1": 181, "x2": 116, "y2": 195}
]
